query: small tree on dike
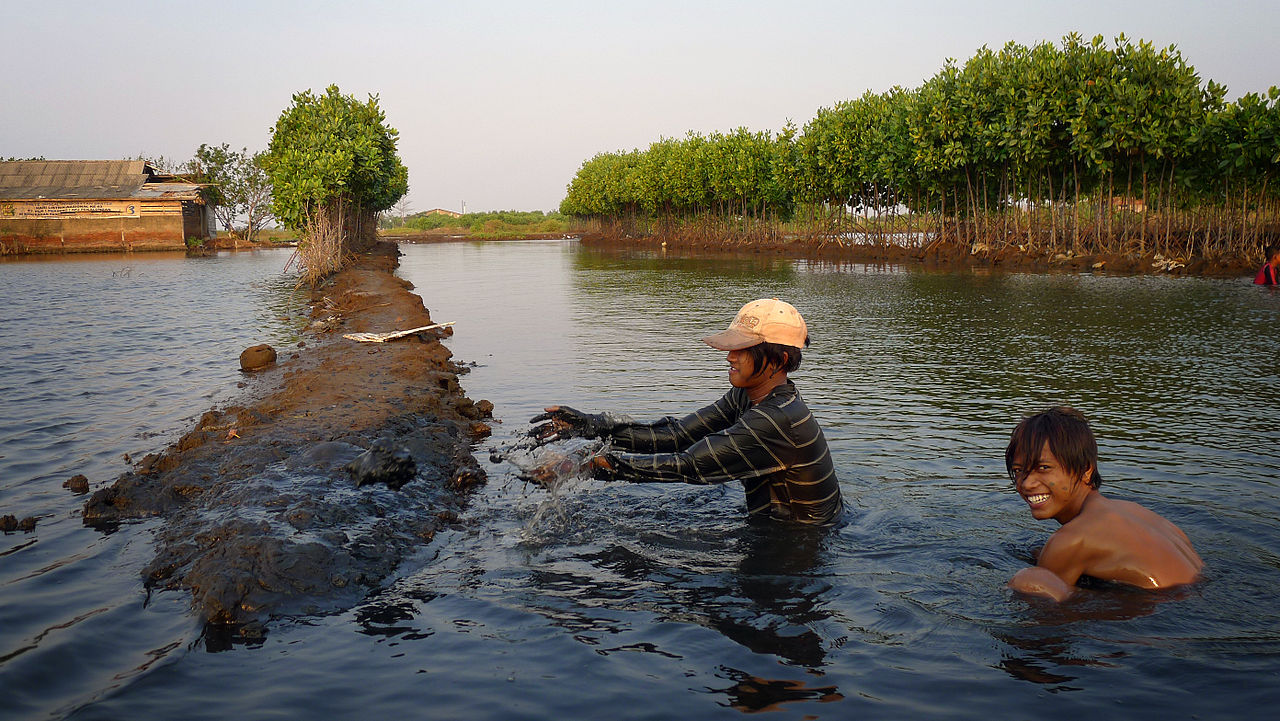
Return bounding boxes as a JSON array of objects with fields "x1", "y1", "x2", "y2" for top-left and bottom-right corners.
[
  {"x1": 189, "y1": 143, "x2": 275, "y2": 242},
  {"x1": 262, "y1": 85, "x2": 409, "y2": 284}
]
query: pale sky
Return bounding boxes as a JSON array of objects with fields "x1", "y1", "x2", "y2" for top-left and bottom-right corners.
[{"x1": 3, "y1": 0, "x2": 1278, "y2": 213}]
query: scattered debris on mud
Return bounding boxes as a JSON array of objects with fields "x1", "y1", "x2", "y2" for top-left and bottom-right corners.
[{"x1": 83, "y1": 241, "x2": 491, "y2": 629}]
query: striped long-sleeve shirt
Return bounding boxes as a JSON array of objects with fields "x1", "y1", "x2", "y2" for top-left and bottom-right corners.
[{"x1": 601, "y1": 382, "x2": 843, "y2": 525}]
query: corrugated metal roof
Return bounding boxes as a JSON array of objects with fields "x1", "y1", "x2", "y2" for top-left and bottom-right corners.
[
  {"x1": 138, "y1": 183, "x2": 204, "y2": 199},
  {"x1": 0, "y1": 160, "x2": 201, "y2": 201}
]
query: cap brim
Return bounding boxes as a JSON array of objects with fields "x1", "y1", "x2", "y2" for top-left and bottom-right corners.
[{"x1": 702, "y1": 328, "x2": 763, "y2": 351}]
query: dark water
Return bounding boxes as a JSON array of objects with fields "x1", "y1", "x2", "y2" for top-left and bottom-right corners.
[
  {"x1": 0, "y1": 250, "x2": 307, "y2": 718},
  {"x1": 2, "y1": 241, "x2": 1278, "y2": 719}
]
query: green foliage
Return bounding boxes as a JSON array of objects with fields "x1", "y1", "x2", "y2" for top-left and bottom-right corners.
[
  {"x1": 405, "y1": 209, "x2": 568, "y2": 233},
  {"x1": 188, "y1": 143, "x2": 238, "y2": 210},
  {"x1": 262, "y1": 85, "x2": 409, "y2": 232},
  {"x1": 559, "y1": 128, "x2": 791, "y2": 220},
  {"x1": 187, "y1": 144, "x2": 275, "y2": 241},
  {"x1": 1195, "y1": 86, "x2": 1280, "y2": 188},
  {"x1": 560, "y1": 34, "x2": 1280, "y2": 259}
]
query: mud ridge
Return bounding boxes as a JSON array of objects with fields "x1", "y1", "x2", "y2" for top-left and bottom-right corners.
[
  {"x1": 83, "y1": 241, "x2": 491, "y2": 628},
  {"x1": 581, "y1": 233, "x2": 1257, "y2": 277}
]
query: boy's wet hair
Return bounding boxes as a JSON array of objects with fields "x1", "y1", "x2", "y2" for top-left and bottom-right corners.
[
  {"x1": 1004, "y1": 406, "x2": 1103, "y2": 489},
  {"x1": 745, "y1": 337, "x2": 808, "y2": 374}
]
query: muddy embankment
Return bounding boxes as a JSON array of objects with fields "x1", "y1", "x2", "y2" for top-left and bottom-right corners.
[
  {"x1": 83, "y1": 241, "x2": 492, "y2": 631},
  {"x1": 385, "y1": 230, "x2": 575, "y2": 243},
  {"x1": 581, "y1": 233, "x2": 1258, "y2": 277}
]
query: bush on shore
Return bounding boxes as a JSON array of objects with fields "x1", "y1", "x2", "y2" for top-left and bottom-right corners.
[
  {"x1": 262, "y1": 85, "x2": 409, "y2": 285},
  {"x1": 561, "y1": 34, "x2": 1280, "y2": 265}
]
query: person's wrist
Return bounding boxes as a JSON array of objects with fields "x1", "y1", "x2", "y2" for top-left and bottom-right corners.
[{"x1": 589, "y1": 454, "x2": 615, "y2": 479}]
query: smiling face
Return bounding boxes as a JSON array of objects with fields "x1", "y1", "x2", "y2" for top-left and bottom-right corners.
[{"x1": 1012, "y1": 441, "x2": 1094, "y2": 524}]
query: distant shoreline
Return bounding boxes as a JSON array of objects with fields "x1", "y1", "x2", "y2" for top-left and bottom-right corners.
[
  {"x1": 578, "y1": 232, "x2": 1259, "y2": 278},
  {"x1": 380, "y1": 228, "x2": 575, "y2": 243}
]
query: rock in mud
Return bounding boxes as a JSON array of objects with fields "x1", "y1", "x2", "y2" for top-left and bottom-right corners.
[
  {"x1": 449, "y1": 469, "x2": 485, "y2": 491},
  {"x1": 286, "y1": 441, "x2": 365, "y2": 472},
  {"x1": 63, "y1": 474, "x2": 90, "y2": 493},
  {"x1": 1, "y1": 515, "x2": 36, "y2": 532},
  {"x1": 346, "y1": 438, "x2": 418, "y2": 490},
  {"x1": 239, "y1": 344, "x2": 277, "y2": 372}
]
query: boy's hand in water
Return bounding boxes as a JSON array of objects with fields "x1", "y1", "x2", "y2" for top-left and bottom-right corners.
[{"x1": 530, "y1": 406, "x2": 612, "y2": 443}]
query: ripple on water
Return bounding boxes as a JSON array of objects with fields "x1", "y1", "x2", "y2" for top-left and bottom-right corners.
[{"x1": 4, "y1": 242, "x2": 1280, "y2": 719}]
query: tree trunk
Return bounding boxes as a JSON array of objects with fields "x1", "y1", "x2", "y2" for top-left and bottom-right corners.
[
  {"x1": 1072, "y1": 160, "x2": 1081, "y2": 252},
  {"x1": 1140, "y1": 160, "x2": 1149, "y2": 254}
]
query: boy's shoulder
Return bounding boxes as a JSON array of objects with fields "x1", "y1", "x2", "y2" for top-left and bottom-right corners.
[{"x1": 1044, "y1": 495, "x2": 1120, "y2": 556}]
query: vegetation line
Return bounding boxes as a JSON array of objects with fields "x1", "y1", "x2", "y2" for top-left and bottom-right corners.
[
  {"x1": 560, "y1": 34, "x2": 1280, "y2": 265},
  {"x1": 383, "y1": 209, "x2": 571, "y2": 239},
  {"x1": 262, "y1": 85, "x2": 409, "y2": 285}
]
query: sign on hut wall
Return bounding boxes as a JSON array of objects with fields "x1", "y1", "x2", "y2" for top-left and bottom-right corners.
[{"x1": 0, "y1": 200, "x2": 142, "y2": 219}]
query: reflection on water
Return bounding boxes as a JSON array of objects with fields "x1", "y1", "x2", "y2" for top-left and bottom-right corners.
[
  {"x1": 0, "y1": 249, "x2": 304, "y2": 718},
  {"x1": 0, "y1": 250, "x2": 305, "y2": 495},
  {"x1": 3, "y1": 240, "x2": 1279, "y2": 719},
  {"x1": 708, "y1": 669, "x2": 844, "y2": 713},
  {"x1": 386, "y1": 241, "x2": 1280, "y2": 717}
]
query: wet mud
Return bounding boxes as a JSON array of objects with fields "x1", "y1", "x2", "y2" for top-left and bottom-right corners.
[
  {"x1": 82, "y1": 241, "x2": 490, "y2": 628},
  {"x1": 582, "y1": 233, "x2": 1257, "y2": 277}
]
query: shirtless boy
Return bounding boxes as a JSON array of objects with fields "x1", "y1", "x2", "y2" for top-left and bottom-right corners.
[{"x1": 1006, "y1": 407, "x2": 1203, "y2": 601}]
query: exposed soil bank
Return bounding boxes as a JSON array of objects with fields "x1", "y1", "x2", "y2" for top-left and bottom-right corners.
[
  {"x1": 385, "y1": 229, "x2": 574, "y2": 243},
  {"x1": 83, "y1": 241, "x2": 491, "y2": 628},
  {"x1": 0, "y1": 234, "x2": 187, "y2": 254},
  {"x1": 581, "y1": 233, "x2": 1258, "y2": 277},
  {"x1": 187, "y1": 234, "x2": 297, "y2": 254}
]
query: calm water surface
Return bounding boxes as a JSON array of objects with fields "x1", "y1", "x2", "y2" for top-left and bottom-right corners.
[{"x1": 2, "y1": 240, "x2": 1278, "y2": 719}]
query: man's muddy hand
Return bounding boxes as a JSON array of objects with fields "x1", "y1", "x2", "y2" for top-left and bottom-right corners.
[
  {"x1": 529, "y1": 406, "x2": 611, "y2": 443},
  {"x1": 524, "y1": 451, "x2": 599, "y2": 488},
  {"x1": 588, "y1": 453, "x2": 617, "y2": 481},
  {"x1": 526, "y1": 455, "x2": 572, "y2": 487}
]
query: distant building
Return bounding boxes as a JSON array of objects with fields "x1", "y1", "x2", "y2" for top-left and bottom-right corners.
[
  {"x1": 424, "y1": 208, "x2": 462, "y2": 218},
  {"x1": 1109, "y1": 196, "x2": 1146, "y2": 213},
  {"x1": 0, "y1": 160, "x2": 214, "y2": 253}
]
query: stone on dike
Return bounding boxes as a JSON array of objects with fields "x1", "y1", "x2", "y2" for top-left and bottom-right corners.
[{"x1": 239, "y1": 344, "x2": 277, "y2": 372}]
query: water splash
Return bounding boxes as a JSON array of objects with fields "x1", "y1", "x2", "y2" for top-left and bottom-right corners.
[{"x1": 490, "y1": 436, "x2": 605, "y2": 540}]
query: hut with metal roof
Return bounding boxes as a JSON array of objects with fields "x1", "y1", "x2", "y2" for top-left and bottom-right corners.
[{"x1": 0, "y1": 160, "x2": 214, "y2": 253}]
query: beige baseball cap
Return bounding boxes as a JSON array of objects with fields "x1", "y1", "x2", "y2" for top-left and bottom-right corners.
[{"x1": 702, "y1": 298, "x2": 808, "y2": 350}]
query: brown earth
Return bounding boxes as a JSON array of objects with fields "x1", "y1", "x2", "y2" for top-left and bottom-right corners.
[
  {"x1": 580, "y1": 233, "x2": 1258, "y2": 278},
  {"x1": 387, "y1": 229, "x2": 574, "y2": 243},
  {"x1": 83, "y1": 241, "x2": 491, "y2": 630}
]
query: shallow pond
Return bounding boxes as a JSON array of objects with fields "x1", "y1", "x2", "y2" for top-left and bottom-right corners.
[{"x1": 2, "y1": 240, "x2": 1278, "y2": 719}]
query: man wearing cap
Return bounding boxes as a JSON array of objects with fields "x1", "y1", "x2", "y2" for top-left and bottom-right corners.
[{"x1": 531, "y1": 299, "x2": 843, "y2": 526}]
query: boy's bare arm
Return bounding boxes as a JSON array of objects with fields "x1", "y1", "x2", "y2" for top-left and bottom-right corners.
[
  {"x1": 1009, "y1": 528, "x2": 1092, "y2": 601},
  {"x1": 1009, "y1": 566, "x2": 1075, "y2": 601}
]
